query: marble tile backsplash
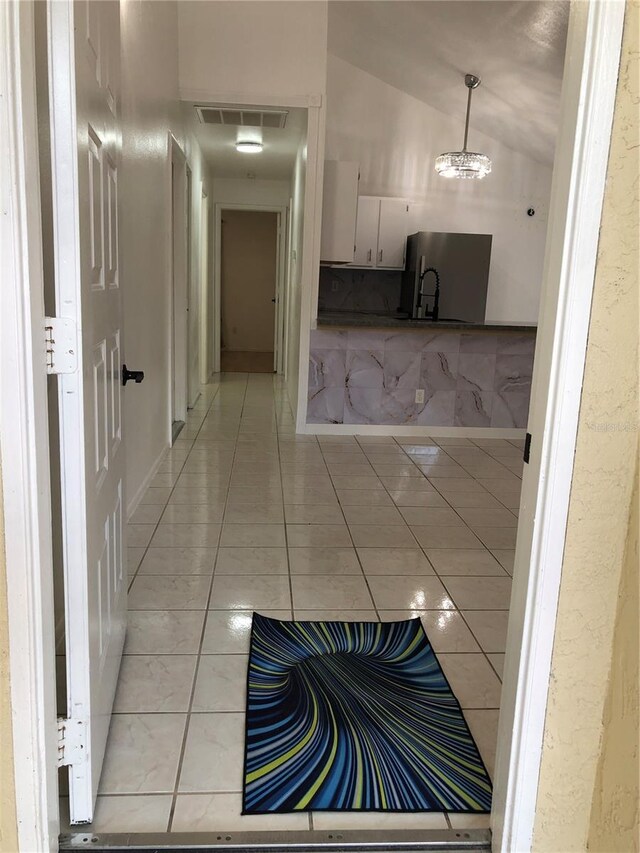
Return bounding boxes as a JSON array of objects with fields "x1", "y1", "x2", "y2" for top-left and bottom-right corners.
[
  {"x1": 318, "y1": 268, "x2": 402, "y2": 314},
  {"x1": 307, "y1": 329, "x2": 535, "y2": 429}
]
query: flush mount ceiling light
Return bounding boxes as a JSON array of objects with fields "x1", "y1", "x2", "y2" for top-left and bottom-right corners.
[
  {"x1": 236, "y1": 140, "x2": 263, "y2": 154},
  {"x1": 435, "y1": 74, "x2": 491, "y2": 180}
]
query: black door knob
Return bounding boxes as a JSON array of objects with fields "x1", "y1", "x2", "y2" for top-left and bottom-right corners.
[{"x1": 122, "y1": 364, "x2": 144, "y2": 386}]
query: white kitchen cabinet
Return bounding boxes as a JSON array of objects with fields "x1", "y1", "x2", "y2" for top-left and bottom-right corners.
[
  {"x1": 352, "y1": 196, "x2": 380, "y2": 266},
  {"x1": 346, "y1": 197, "x2": 410, "y2": 270},
  {"x1": 320, "y1": 160, "x2": 360, "y2": 264},
  {"x1": 376, "y1": 199, "x2": 410, "y2": 269}
]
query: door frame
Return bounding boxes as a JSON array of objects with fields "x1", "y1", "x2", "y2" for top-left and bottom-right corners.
[
  {"x1": 283, "y1": 199, "x2": 294, "y2": 380},
  {"x1": 0, "y1": 2, "x2": 59, "y2": 850},
  {"x1": 169, "y1": 134, "x2": 189, "y2": 437},
  {"x1": 186, "y1": 163, "x2": 199, "y2": 409},
  {"x1": 213, "y1": 203, "x2": 288, "y2": 374},
  {"x1": 492, "y1": 2, "x2": 625, "y2": 849},
  {"x1": 0, "y1": 3, "x2": 625, "y2": 852},
  {"x1": 199, "y1": 185, "x2": 210, "y2": 384}
]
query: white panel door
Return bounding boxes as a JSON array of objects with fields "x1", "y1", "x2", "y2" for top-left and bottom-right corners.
[
  {"x1": 351, "y1": 196, "x2": 379, "y2": 267},
  {"x1": 49, "y1": 0, "x2": 127, "y2": 824},
  {"x1": 377, "y1": 199, "x2": 410, "y2": 268}
]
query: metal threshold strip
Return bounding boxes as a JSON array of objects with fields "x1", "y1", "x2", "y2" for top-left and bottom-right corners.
[{"x1": 59, "y1": 828, "x2": 491, "y2": 852}]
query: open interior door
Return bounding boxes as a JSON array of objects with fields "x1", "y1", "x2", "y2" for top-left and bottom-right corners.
[{"x1": 49, "y1": 0, "x2": 127, "y2": 824}]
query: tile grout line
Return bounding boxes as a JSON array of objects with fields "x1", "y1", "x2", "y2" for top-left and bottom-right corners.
[
  {"x1": 318, "y1": 438, "x2": 381, "y2": 622},
  {"x1": 240, "y1": 376, "x2": 307, "y2": 826},
  {"x1": 354, "y1": 438, "x2": 506, "y2": 725},
  {"x1": 375, "y1": 437, "x2": 514, "y2": 576},
  {"x1": 453, "y1": 607, "x2": 506, "y2": 686},
  {"x1": 349, "y1": 436, "x2": 440, "y2": 575},
  {"x1": 165, "y1": 373, "x2": 246, "y2": 832},
  {"x1": 318, "y1": 434, "x2": 491, "y2": 829},
  {"x1": 273, "y1": 384, "x2": 312, "y2": 832},
  {"x1": 276, "y1": 386, "x2": 300, "y2": 623},
  {"x1": 103, "y1": 383, "x2": 223, "y2": 816},
  {"x1": 389, "y1": 437, "x2": 509, "y2": 683},
  {"x1": 126, "y1": 388, "x2": 221, "y2": 589}
]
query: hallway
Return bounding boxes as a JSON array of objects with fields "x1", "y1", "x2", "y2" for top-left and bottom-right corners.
[{"x1": 64, "y1": 373, "x2": 521, "y2": 835}]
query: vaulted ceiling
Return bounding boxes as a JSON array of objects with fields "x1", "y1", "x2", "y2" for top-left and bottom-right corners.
[{"x1": 328, "y1": 1, "x2": 570, "y2": 165}]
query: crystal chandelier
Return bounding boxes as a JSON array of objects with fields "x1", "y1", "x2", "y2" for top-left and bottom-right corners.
[{"x1": 435, "y1": 74, "x2": 491, "y2": 180}]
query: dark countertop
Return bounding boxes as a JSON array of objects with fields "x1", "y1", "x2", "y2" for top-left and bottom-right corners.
[{"x1": 316, "y1": 311, "x2": 537, "y2": 333}]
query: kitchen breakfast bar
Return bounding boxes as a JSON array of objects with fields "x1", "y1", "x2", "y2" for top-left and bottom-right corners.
[{"x1": 307, "y1": 312, "x2": 537, "y2": 429}]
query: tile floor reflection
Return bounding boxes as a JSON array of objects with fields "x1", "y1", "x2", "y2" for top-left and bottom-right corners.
[{"x1": 60, "y1": 372, "x2": 524, "y2": 835}]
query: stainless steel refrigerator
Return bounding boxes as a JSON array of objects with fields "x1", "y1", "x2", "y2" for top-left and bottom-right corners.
[{"x1": 400, "y1": 231, "x2": 492, "y2": 322}]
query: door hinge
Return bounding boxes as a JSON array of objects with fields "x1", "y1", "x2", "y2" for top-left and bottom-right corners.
[
  {"x1": 57, "y1": 717, "x2": 87, "y2": 767},
  {"x1": 523, "y1": 432, "x2": 532, "y2": 464},
  {"x1": 45, "y1": 317, "x2": 78, "y2": 375}
]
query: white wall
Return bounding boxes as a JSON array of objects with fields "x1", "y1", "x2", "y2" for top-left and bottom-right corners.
[
  {"x1": 178, "y1": 1, "x2": 328, "y2": 101},
  {"x1": 120, "y1": 0, "x2": 209, "y2": 513},
  {"x1": 325, "y1": 55, "x2": 553, "y2": 324},
  {"x1": 212, "y1": 179, "x2": 291, "y2": 208}
]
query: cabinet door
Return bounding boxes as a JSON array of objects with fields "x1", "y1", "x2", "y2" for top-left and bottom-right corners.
[
  {"x1": 320, "y1": 161, "x2": 359, "y2": 264},
  {"x1": 352, "y1": 196, "x2": 380, "y2": 267},
  {"x1": 377, "y1": 199, "x2": 410, "y2": 268}
]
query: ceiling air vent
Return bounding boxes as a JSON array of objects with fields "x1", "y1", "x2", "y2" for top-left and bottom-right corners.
[{"x1": 195, "y1": 106, "x2": 288, "y2": 129}]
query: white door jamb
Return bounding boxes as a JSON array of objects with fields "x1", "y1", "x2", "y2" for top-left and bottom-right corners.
[
  {"x1": 199, "y1": 186, "x2": 210, "y2": 384},
  {"x1": 492, "y1": 3, "x2": 625, "y2": 850},
  {"x1": 0, "y1": 2, "x2": 59, "y2": 851},
  {"x1": 169, "y1": 133, "x2": 188, "y2": 437}
]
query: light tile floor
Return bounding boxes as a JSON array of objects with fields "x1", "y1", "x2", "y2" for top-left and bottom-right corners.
[{"x1": 62, "y1": 372, "x2": 525, "y2": 835}]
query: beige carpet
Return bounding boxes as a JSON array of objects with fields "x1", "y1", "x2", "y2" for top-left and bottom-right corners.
[{"x1": 221, "y1": 351, "x2": 275, "y2": 373}]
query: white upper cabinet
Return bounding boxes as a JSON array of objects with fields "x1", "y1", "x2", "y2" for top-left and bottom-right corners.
[
  {"x1": 352, "y1": 196, "x2": 380, "y2": 266},
  {"x1": 320, "y1": 171, "x2": 411, "y2": 269},
  {"x1": 320, "y1": 161, "x2": 360, "y2": 264},
  {"x1": 376, "y1": 199, "x2": 410, "y2": 269},
  {"x1": 347, "y1": 197, "x2": 410, "y2": 270}
]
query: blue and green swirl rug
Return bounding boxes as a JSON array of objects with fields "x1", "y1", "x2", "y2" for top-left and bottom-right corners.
[{"x1": 243, "y1": 614, "x2": 492, "y2": 814}]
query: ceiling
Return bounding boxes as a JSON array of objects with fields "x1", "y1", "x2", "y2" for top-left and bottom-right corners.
[
  {"x1": 185, "y1": 103, "x2": 306, "y2": 180},
  {"x1": 328, "y1": 1, "x2": 570, "y2": 165}
]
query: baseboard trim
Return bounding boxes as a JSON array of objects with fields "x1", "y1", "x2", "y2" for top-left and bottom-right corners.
[
  {"x1": 126, "y1": 442, "x2": 170, "y2": 520},
  {"x1": 301, "y1": 423, "x2": 526, "y2": 439}
]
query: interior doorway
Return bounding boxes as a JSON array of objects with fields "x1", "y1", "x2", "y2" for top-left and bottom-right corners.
[
  {"x1": 220, "y1": 209, "x2": 279, "y2": 373},
  {"x1": 0, "y1": 0, "x2": 624, "y2": 849}
]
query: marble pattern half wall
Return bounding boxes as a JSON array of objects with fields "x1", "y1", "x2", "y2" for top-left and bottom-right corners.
[{"x1": 307, "y1": 328, "x2": 535, "y2": 429}]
